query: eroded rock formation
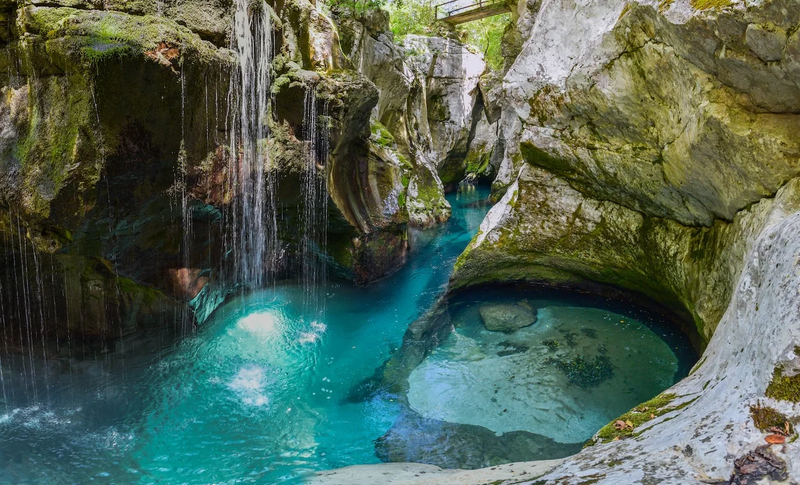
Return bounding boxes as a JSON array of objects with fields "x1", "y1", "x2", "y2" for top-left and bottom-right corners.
[
  {"x1": 0, "y1": 0, "x2": 489, "y2": 347},
  {"x1": 447, "y1": 0, "x2": 800, "y2": 482}
]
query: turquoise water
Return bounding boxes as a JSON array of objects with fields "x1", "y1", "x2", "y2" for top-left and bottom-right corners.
[
  {"x1": 0, "y1": 188, "x2": 490, "y2": 484},
  {"x1": 0, "y1": 187, "x2": 696, "y2": 483},
  {"x1": 406, "y1": 291, "x2": 695, "y2": 444}
]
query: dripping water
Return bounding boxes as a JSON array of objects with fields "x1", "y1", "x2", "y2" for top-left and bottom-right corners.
[
  {"x1": 301, "y1": 88, "x2": 329, "y2": 316},
  {"x1": 227, "y1": 0, "x2": 275, "y2": 290},
  {"x1": 179, "y1": 66, "x2": 193, "y2": 335}
]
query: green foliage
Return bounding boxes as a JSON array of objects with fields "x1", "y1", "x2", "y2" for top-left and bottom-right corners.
[
  {"x1": 386, "y1": 0, "x2": 509, "y2": 71},
  {"x1": 327, "y1": 0, "x2": 510, "y2": 71},
  {"x1": 386, "y1": 0, "x2": 437, "y2": 38},
  {"x1": 455, "y1": 13, "x2": 509, "y2": 71},
  {"x1": 328, "y1": 0, "x2": 391, "y2": 15}
]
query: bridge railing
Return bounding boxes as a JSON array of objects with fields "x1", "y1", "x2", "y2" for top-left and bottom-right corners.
[{"x1": 434, "y1": 0, "x2": 509, "y2": 21}]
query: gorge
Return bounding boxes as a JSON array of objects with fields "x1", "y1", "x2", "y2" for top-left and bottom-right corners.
[{"x1": 0, "y1": 0, "x2": 798, "y2": 484}]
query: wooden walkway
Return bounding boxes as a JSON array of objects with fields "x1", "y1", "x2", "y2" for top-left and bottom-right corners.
[{"x1": 434, "y1": 0, "x2": 512, "y2": 25}]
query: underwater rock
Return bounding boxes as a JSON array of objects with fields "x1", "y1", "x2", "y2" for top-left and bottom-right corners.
[
  {"x1": 546, "y1": 354, "x2": 614, "y2": 388},
  {"x1": 478, "y1": 303, "x2": 537, "y2": 333},
  {"x1": 375, "y1": 409, "x2": 582, "y2": 469}
]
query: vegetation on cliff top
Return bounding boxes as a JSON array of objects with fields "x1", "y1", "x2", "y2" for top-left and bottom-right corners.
[
  {"x1": 387, "y1": 0, "x2": 508, "y2": 71},
  {"x1": 325, "y1": 0, "x2": 509, "y2": 70}
]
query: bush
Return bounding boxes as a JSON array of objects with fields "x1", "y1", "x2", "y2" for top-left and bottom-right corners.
[
  {"x1": 456, "y1": 13, "x2": 509, "y2": 71},
  {"x1": 327, "y1": 0, "x2": 391, "y2": 16}
]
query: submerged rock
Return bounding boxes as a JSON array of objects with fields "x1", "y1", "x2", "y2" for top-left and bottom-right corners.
[
  {"x1": 375, "y1": 408, "x2": 582, "y2": 469},
  {"x1": 479, "y1": 303, "x2": 537, "y2": 333}
]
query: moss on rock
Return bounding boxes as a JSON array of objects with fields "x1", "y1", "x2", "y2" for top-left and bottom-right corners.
[
  {"x1": 589, "y1": 393, "x2": 692, "y2": 445},
  {"x1": 23, "y1": 6, "x2": 223, "y2": 65},
  {"x1": 765, "y1": 350, "x2": 800, "y2": 403},
  {"x1": 749, "y1": 402, "x2": 797, "y2": 434},
  {"x1": 690, "y1": 0, "x2": 733, "y2": 10}
]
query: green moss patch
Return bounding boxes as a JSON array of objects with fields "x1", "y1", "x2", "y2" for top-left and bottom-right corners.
[
  {"x1": 24, "y1": 7, "x2": 221, "y2": 64},
  {"x1": 520, "y1": 141, "x2": 575, "y2": 175},
  {"x1": 690, "y1": 0, "x2": 732, "y2": 10},
  {"x1": 766, "y1": 366, "x2": 800, "y2": 403},
  {"x1": 590, "y1": 393, "x2": 693, "y2": 445},
  {"x1": 370, "y1": 120, "x2": 395, "y2": 148},
  {"x1": 749, "y1": 402, "x2": 796, "y2": 435}
]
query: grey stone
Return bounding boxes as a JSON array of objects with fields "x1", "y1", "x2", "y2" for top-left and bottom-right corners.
[
  {"x1": 479, "y1": 304, "x2": 537, "y2": 333},
  {"x1": 746, "y1": 23, "x2": 787, "y2": 63}
]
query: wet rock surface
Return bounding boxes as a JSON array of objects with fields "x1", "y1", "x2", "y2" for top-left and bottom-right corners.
[{"x1": 0, "y1": 0, "x2": 444, "y2": 345}]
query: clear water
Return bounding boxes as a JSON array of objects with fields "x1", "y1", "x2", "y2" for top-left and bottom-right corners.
[
  {"x1": 0, "y1": 187, "x2": 696, "y2": 483},
  {"x1": 0, "y1": 188, "x2": 490, "y2": 484},
  {"x1": 406, "y1": 291, "x2": 696, "y2": 445}
]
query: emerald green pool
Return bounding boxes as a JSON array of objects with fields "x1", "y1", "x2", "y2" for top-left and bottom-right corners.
[{"x1": 0, "y1": 188, "x2": 696, "y2": 483}]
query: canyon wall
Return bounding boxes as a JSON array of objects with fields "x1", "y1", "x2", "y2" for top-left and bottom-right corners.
[
  {"x1": 0, "y1": 0, "x2": 494, "y2": 348},
  {"x1": 449, "y1": 0, "x2": 800, "y2": 482}
]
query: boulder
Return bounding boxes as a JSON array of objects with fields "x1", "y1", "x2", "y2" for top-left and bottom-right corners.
[{"x1": 479, "y1": 303, "x2": 537, "y2": 333}]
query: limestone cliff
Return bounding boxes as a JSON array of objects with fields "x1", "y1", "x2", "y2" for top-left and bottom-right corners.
[
  {"x1": 448, "y1": 0, "x2": 800, "y2": 482},
  {"x1": 334, "y1": 9, "x2": 500, "y2": 225},
  {"x1": 0, "y1": 0, "x2": 420, "y2": 346}
]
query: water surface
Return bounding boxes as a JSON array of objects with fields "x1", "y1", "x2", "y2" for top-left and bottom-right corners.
[
  {"x1": 406, "y1": 289, "x2": 696, "y2": 445},
  {"x1": 0, "y1": 188, "x2": 490, "y2": 483},
  {"x1": 0, "y1": 187, "x2": 696, "y2": 483}
]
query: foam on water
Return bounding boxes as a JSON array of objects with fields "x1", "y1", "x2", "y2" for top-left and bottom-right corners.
[
  {"x1": 237, "y1": 311, "x2": 281, "y2": 338},
  {"x1": 228, "y1": 364, "x2": 270, "y2": 407}
]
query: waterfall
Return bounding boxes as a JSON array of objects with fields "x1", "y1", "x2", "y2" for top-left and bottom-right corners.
[
  {"x1": 227, "y1": 0, "x2": 275, "y2": 290},
  {"x1": 301, "y1": 88, "x2": 330, "y2": 315},
  {"x1": 0, "y1": 210, "x2": 58, "y2": 404},
  {"x1": 178, "y1": 68, "x2": 193, "y2": 334}
]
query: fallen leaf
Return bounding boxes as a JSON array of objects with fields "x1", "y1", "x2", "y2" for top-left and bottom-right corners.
[
  {"x1": 614, "y1": 420, "x2": 627, "y2": 430},
  {"x1": 612, "y1": 436, "x2": 620, "y2": 441},
  {"x1": 765, "y1": 434, "x2": 786, "y2": 445},
  {"x1": 625, "y1": 420, "x2": 634, "y2": 429},
  {"x1": 650, "y1": 413, "x2": 656, "y2": 419}
]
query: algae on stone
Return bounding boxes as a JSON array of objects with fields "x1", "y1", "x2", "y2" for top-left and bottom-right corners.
[{"x1": 765, "y1": 353, "x2": 800, "y2": 403}]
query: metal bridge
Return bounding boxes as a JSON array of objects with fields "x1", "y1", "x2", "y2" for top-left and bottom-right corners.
[{"x1": 434, "y1": 0, "x2": 512, "y2": 25}]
